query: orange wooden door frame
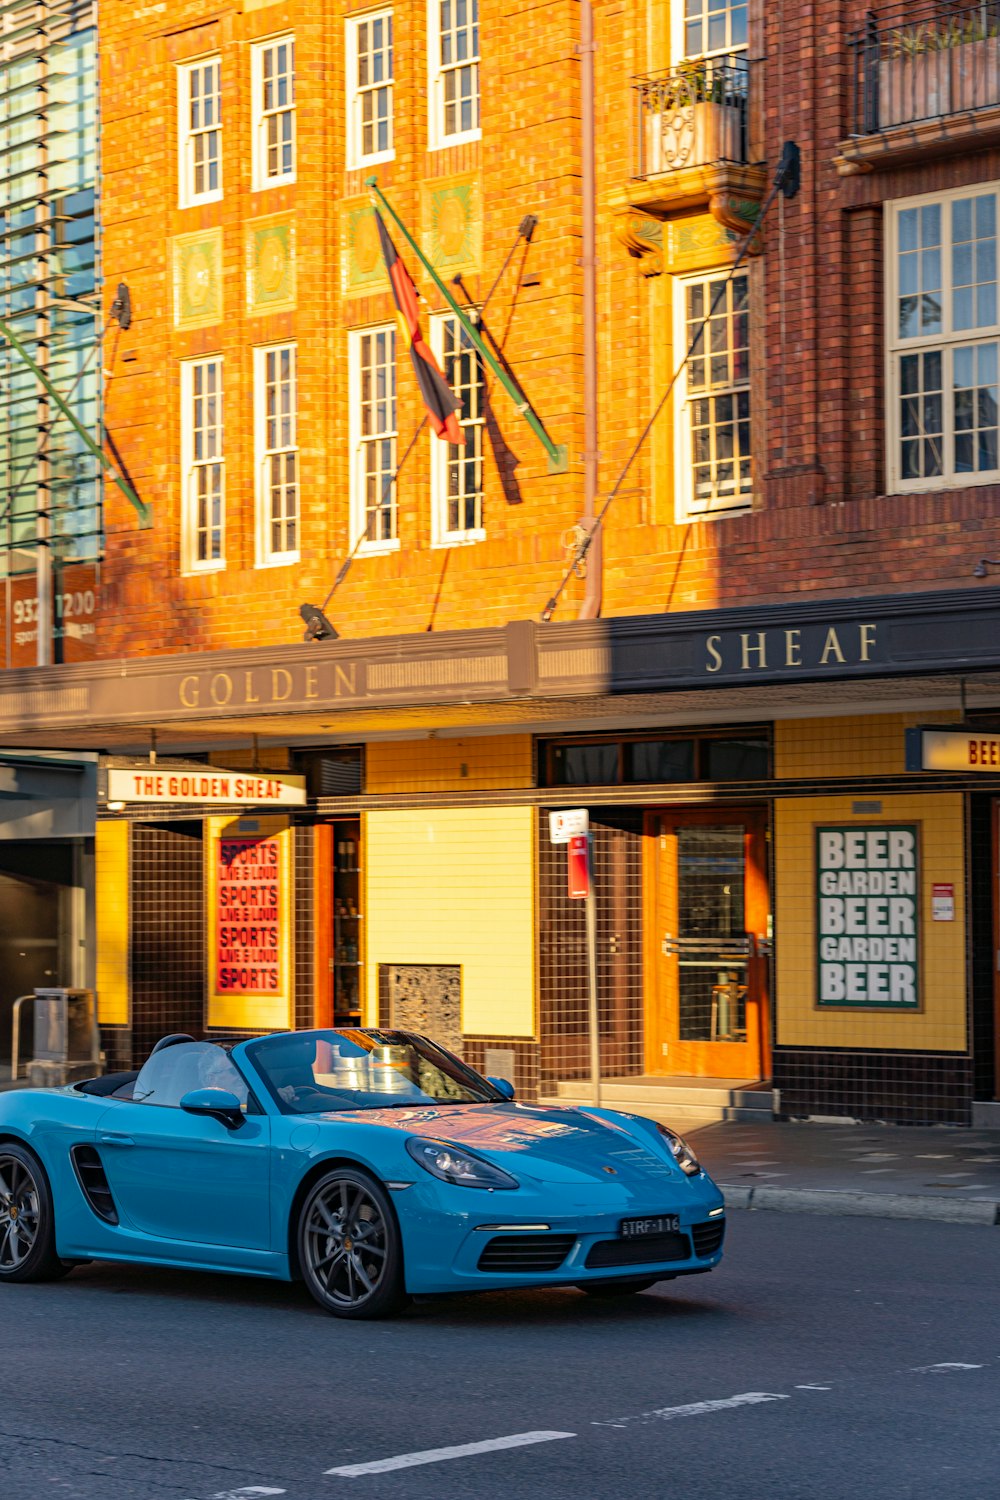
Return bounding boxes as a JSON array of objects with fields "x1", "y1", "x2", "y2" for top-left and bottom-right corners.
[{"x1": 644, "y1": 806, "x2": 771, "y2": 1080}]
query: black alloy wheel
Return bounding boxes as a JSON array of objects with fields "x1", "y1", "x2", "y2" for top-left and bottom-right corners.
[
  {"x1": 298, "y1": 1167, "x2": 407, "y2": 1320},
  {"x1": 0, "y1": 1144, "x2": 68, "y2": 1283},
  {"x1": 577, "y1": 1278, "x2": 659, "y2": 1298}
]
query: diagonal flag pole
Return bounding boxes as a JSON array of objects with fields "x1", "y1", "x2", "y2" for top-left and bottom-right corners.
[{"x1": 366, "y1": 177, "x2": 567, "y2": 473}]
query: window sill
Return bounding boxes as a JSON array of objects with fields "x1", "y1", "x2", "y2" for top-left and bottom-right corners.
[
  {"x1": 889, "y1": 472, "x2": 1000, "y2": 496},
  {"x1": 677, "y1": 501, "x2": 753, "y2": 523},
  {"x1": 255, "y1": 552, "x2": 300, "y2": 570},
  {"x1": 252, "y1": 171, "x2": 297, "y2": 193},
  {"x1": 179, "y1": 188, "x2": 223, "y2": 210},
  {"x1": 352, "y1": 538, "x2": 400, "y2": 557},
  {"x1": 348, "y1": 149, "x2": 395, "y2": 172},
  {"x1": 431, "y1": 529, "x2": 486, "y2": 549},
  {"x1": 181, "y1": 561, "x2": 227, "y2": 577},
  {"x1": 429, "y1": 127, "x2": 482, "y2": 152}
]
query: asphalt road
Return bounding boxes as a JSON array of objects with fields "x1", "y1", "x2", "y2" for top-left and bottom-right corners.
[{"x1": 2, "y1": 1211, "x2": 997, "y2": 1500}]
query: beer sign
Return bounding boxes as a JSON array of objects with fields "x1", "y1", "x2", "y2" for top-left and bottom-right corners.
[{"x1": 815, "y1": 825, "x2": 919, "y2": 1009}]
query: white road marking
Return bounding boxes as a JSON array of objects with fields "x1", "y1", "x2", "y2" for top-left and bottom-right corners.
[
  {"x1": 593, "y1": 1391, "x2": 791, "y2": 1429},
  {"x1": 911, "y1": 1363, "x2": 983, "y2": 1374},
  {"x1": 326, "y1": 1431, "x2": 575, "y2": 1477},
  {"x1": 795, "y1": 1385, "x2": 832, "y2": 1391}
]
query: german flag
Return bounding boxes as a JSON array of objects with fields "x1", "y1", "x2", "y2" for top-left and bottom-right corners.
[{"x1": 374, "y1": 209, "x2": 463, "y2": 445}]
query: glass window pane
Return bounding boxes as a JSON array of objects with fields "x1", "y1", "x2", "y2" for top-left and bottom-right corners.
[
  {"x1": 628, "y1": 740, "x2": 695, "y2": 783},
  {"x1": 550, "y1": 744, "x2": 620, "y2": 786},
  {"x1": 704, "y1": 738, "x2": 771, "y2": 781}
]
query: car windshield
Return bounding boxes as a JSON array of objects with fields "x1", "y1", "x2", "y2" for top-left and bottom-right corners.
[{"x1": 245, "y1": 1029, "x2": 504, "y2": 1115}]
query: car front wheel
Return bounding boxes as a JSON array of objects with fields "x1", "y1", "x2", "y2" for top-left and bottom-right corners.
[
  {"x1": 0, "y1": 1143, "x2": 68, "y2": 1283},
  {"x1": 298, "y1": 1167, "x2": 408, "y2": 1320}
]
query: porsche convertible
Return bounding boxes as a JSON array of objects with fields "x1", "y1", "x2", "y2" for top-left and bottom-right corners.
[{"x1": 0, "y1": 1029, "x2": 725, "y2": 1318}]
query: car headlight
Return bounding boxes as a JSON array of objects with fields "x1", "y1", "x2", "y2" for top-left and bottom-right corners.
[
  {"x1": 656, "y1": 1123, "x2": 701, "y2": 1176},
  {"x1": 405, "y1": 1137, "x2": 519, "y2": 1190}
]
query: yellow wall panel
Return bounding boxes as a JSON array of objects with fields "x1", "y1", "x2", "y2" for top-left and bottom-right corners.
[
  {"x1": 366, "y1": 735, "x2": 534, "y2": 794},
  {"x1": 364, "y1": 807, "x2": 536, "y2": 1037},
  {"x1": 95, "y1": 821, "x2": 129, "y2": 1026},
  {"x1": 775, "y1": 710, "x2": 956, "y2": 779},
  {"x1": 775, "y1": 792, "x2": 966, "y2": 1052}
]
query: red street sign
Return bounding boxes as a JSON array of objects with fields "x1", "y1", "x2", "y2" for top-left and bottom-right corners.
[{"x1": 567, "y1": 833, "x2": 589, "y2": 899}]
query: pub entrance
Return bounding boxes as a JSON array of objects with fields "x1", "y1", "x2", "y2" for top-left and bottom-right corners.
[
  {"x1": 0, "y1": 843, "x2": 80, "y2": 1070},
  {"x1": 647, "y1": 808, "x2": 770, "y2": 1080}
]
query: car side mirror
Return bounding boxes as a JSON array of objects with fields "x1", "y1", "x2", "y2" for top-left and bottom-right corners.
[
  {"x1": 488, "y1": 1076, "x2": 516, "y2": 1101},
  {"x1": 180, "y1": 1087, "x2": 245, "y2": 1129}
]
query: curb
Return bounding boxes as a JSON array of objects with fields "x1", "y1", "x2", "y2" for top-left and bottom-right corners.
[{"x1": 720, "y1": 1184, "x2": 1000, "y2": 1226}]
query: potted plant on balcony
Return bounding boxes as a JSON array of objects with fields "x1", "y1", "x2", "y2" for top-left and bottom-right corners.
[
  {"x1": 644, "y1": 58, "x2": 744, "y2": 176},
  {"x1": 879, "y1": 13, "x2": 999, "y2": 129}
]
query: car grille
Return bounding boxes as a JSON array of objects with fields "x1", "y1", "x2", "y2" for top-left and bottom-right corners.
[
  {"x1": 584, "y1": 1231, "x2": 691, "y2": 1269},
  {"x1": 71, "y1": 1145, "x2": 119, "y2": 1225},
  {"x1": 477, "y1": 1234, "x2": 576, "y2": 1272},
  {"x1": 691, "y1": 1219, "x2": 726, "y2": 1257}
]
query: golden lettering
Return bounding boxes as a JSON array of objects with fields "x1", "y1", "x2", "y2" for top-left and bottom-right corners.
[
  {"x1": 179, "y1": 674, "x2": 200, "y2": 708},
  {"x1": 820, "y1": 627, "x2": 846, "y2": 665},
  {"x1": 271, "y1": 668, "x2": 293, "y2": 702},
  {"x1": 740, "y1": 631, "x2": 767, "y2": 670},
  {"x1": 210, "y1": 673, "x2": 234, "y2": 706},
  {"x1": 784, "y1": 629, "x2": 801, "y2": 666},
  {"x1": 705, "y1": 635, "x2": 723, "y2": 673},
  {"x1": 304, "y1": 664, "x2": 319, "y2": 700},
  {"x1": 244, "y1": 671, "x2": 260, "y2": 704},
  {"x1": 859, "y1": 623, "x2": 877, "y2": 662},
  {"x1": 334, "y1": 662, "x2": 357, "y2": 697}
]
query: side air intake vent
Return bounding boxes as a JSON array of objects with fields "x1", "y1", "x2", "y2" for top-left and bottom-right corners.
[{"x1": 71, "y1": 1146, "x2": 119, "y2": 1225}]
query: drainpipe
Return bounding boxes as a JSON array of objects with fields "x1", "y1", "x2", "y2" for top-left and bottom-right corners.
[{"x1": 578, "y1": 0, "x2": 602, "y2": 620}]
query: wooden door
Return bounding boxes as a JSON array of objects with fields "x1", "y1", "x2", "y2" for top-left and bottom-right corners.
[{"x1": 646, "y1": 807, "x2": 770, "y2": 1079}]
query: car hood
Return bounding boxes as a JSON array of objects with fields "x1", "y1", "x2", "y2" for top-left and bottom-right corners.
[{"x1": 319, "y1": 1101, "x2": 686, "y2": 1186}]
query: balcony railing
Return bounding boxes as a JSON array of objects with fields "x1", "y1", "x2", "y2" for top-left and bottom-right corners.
[
  {"x1": 848, "y1": 1, "x2": 1000, "y2": 136},
  {"x1": 633, "y1": 55, "x2": 750, "y2": 179}
]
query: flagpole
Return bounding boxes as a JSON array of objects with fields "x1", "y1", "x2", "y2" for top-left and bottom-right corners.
[{"x1": 366, "y1": 178, "x2": 567, "y2": 473}]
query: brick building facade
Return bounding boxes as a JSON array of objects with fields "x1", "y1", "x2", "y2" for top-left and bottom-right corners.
[{"x1": 2, "y1": 0, "x2": 1000, "y2": 1124}]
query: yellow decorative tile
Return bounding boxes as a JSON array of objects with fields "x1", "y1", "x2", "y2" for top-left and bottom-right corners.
[{"x1": 172, "y1": 227, "x2": 223, "y2": 330}]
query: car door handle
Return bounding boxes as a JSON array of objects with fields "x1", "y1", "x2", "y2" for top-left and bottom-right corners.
[{"x1": 98, "y1": 1133, "x2": 134, "y2": 1147}]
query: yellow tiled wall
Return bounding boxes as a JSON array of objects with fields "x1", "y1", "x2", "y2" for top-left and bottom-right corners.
[
  {"x1": 365, "y1": 735, "x2": 534, "y2": 794},
  {"x1": 364, "y1": 806, "x2": 536, "y2": 1037},
  {"x1": 95, "y1": 821, "x2": 129, "y2": 1026},
  {"x1": 775, "y1": 711, "x2": 956, "y2": 779},
  {"x1": 775, "y1": 792, "x2": 966, "y2": 1052}
]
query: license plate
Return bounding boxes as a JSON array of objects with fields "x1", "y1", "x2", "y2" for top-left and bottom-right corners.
[{"x1": 620, "y1": 1214, "x2": 680, "y2": 1239}]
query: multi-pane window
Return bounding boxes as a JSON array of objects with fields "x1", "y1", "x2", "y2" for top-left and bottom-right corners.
[
  {"x1": 432, "y1": 314, "x2": 484, "y2": 541},
  {"x1": 178, "y1": 58, "x2": 221, "y2": 206},
  {"x1": 888, "y1": 186, "x2": 999, "y2": 489},
  {"x1": 431, "y1": 0, "x2": 479, "y2": 144},
  {"x1": 350, "y1": 327, "x2": 397, "y2": 547},
  {"x1": 255, "y1": 344, "x2": 298, "y2": 563},
  {"x1": 181, "y1": 358, "x2": 224, "y2": 570},
  {"x1": 252, "y1": 37, "x2": 295, "y2": 188},
  {"x1": 681, "y1": 0, "x2": 748, "y2": 59},
  {"x1": 347, "y1": 11, "x2": 393, "y2": 167},
  {"x1": 677, "y1": 271, "x2": 752, "y2": 516}
]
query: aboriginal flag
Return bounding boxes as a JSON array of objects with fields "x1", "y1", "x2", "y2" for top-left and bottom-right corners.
[{"x1": 374, "y1": 209, "x2": 463, "y2": 445}]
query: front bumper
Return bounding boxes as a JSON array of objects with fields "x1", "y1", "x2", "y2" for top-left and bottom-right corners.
[{"x1": 395, "y1": 1175, "x2": 727, "y2": 1294}]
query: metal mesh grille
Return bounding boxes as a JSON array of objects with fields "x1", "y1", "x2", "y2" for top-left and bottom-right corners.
[{"x1": 539, "y1": 808, "x2": 645, "y2": 1091}]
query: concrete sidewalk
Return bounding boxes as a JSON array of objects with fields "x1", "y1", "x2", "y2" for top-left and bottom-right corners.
[{"x1": 688, "y1": 1118, "x2": 1000, "y2": 1225}]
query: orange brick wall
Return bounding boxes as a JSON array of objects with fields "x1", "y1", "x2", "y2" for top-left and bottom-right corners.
[{"x1": 4, "y1": 2, "x2": 995, "y2": 670}]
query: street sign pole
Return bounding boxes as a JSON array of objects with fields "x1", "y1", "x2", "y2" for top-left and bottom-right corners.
[{"x1": 585, "y1": 833, "x2": 600, "y2": 1108}]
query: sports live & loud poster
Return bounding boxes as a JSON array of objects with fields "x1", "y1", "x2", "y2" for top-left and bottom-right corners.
[{"x1": 206, "y1": 816, "x2": 293, "y2": 1031}]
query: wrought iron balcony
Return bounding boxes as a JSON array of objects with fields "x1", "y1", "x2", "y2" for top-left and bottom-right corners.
[
  {"x1": 839, "y1": 1, "x2": 1000, "y2": 173},
  {"x1": 633, "y1": 55, "x2": 750, "y2": 180}
]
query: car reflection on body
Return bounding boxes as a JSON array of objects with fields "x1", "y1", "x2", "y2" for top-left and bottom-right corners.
[{"x1": 0, "y1": 1029, "x2": 726, "y2": 1319}]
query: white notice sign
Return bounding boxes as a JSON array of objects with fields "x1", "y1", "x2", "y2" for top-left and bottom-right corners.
[{"x1": 549, "y1": 808, "x2": 589, "y2": 844}]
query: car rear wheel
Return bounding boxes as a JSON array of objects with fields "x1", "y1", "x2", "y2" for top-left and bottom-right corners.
[
  {"x1": 577, "y1": 1277, "x2": 659, "y2": 1298},
  {"x1": 298, "y1": 1167, "x2": 408, "y2": 1320},
  {"x1": 0, "y1": 1144, "x2": 68, "y2": 1283}
]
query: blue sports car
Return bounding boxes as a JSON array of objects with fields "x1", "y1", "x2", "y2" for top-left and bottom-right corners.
[{"x1": 0, "y1": 1029, "x2": 726, "y2": 1318}]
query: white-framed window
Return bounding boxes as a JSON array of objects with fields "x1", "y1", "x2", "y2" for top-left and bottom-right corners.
[
  {"x1": 251, "y1": 35, "x2": 295, "y2": 189},
  {"x1": 180, "y1": 357, "x2": 224, "y2": 572},
  {"x1": 348, "y1": 326, "x2": 398, "y2": 551},
  {"x1": 178, "y1": 57, "x2": 222, "y2": 206},
  {"x1": 254, "y1": 343, "x2": 298, "y2": 565},
  {"x1": 676, "y1": 0, "x2": 748, "y2": 60},
  {"x1": 887, "y1": 184, "x2": 999, "y2": 492},
  {"x1": 430, "y1": 313, "x2": 484, "y2": 543},
  {"x1": 346, "y1": 10, "x2": 394, "y2": 169},
  {"x1": 674, "y1": 269, "x2": 752, "y2": 518},
  {"x1": 428, "y1": 0, "x2": 479, "y2": 148}
]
